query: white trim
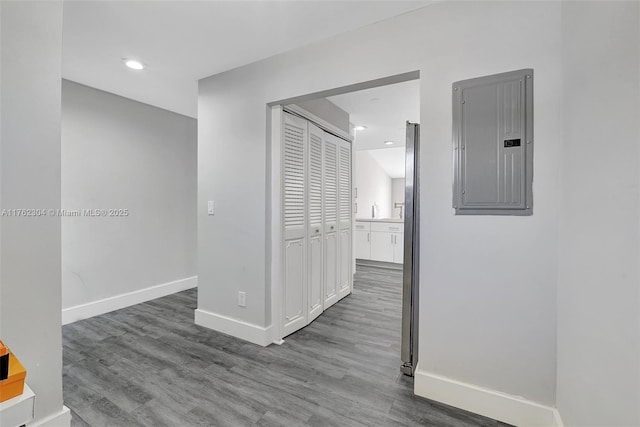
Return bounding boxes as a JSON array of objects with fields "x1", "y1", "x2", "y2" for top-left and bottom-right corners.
[
  {"x1": 62, "y1": 276, "x2": 198, "y2": 325},
  {"x1": 29, "y1": 405, "x2": 71, "y2": 427},
  {"x1": 269, "y1": 105, "x2": 284, "y2": 344},
  {"x1": 552, "y1": 409, "x2": 565, "y2": 427},
  {"x1": 414, "y1": 367, "x2": 556, "y2": 426},
  {"x1": 194, "y1": 309, "x2": 273, "y2": 347}
]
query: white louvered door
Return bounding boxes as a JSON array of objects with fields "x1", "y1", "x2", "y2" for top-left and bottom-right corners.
[
  {"x1": 280, "y1": 112, "x2": 352, "y2": 339},
  {"x1": 307, "y1": 123, "x2": 324, "y2": 322},
  {"x1": 282, "y1": 113, "x2": 308, "y2": 336},
  {"x1": 323, "y1": 133, "x2": 340, "y2": 309},
  {"x1": 337, "y1": 138, "x2": 352, "y2": 299}
]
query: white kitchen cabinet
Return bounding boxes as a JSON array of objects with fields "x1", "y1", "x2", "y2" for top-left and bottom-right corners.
[
  {"x1": 392, "y1": 232, "x2": 404, "y2": 263},
  {"x1": 358, "y1": 221, "x2": 404, "y2": 264},
  {"x1": 370, "y1": 231, "x2": 394, "y2": 262},
  {"x1": 355, "y1": 221, "x2": 371, "y2": 259},
  {"x1": 355, "y1": 229, "x2": 370, "y2": 259}
]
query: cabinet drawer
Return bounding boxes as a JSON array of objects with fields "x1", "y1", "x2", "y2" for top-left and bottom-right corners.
[
  {"x1": 370, "y1": 222, "x2": 403, "y2": 233},
  {"x1": 355, "y1": 221, "x2": 371, "y2": 231}
]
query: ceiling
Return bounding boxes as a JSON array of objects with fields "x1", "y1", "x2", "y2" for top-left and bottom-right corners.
[
  {"x1": 326, "y1": 79, "x2": 420, "y2": 151},
  {"x1": 62, "y1": 1, "x2": 432, "y2": 118}
]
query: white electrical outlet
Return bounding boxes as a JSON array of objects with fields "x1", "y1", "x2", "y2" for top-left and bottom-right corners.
[
  {"x1": 238, "y1": 291, "x2": 246, "y2": 307},
  {"x1": 207, "y1": 200, "x2": 215, "y2": 215}
]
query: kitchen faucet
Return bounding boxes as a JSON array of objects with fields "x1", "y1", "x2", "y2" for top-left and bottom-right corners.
[{"x1": 394, "y1": 202, "x2": 404, "y2": 219}]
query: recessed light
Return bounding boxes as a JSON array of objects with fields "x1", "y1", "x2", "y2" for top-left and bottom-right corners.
[
  {"x1": 123, "y1": 59, "x2": 145, "y2": 70},
  {"x1": 354, "y1": 125, "x2": 367, "y2": 131},
  {"x1": 385, "y1": 141, "x2": 394, "y2": 145}
]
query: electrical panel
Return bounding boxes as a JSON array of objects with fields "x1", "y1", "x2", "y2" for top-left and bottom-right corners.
[{"x1": 452, "y1": 69, "x2": 533, "y2": 215}]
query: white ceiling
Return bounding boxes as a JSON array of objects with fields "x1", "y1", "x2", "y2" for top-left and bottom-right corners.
[
  {"x1": 326, "y1": 79, "x2": 420, "y2": 151},
  {"x1": 367, "y1": 147, "x2": 406, "y2": 179},
  {"x1": 62, "y1": 1, "x2": 431, "y2": 118}
]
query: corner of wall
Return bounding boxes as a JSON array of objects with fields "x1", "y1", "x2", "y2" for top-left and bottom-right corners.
[{"x1": 194, "y1": 309, "x2": 273, "y2": 347}]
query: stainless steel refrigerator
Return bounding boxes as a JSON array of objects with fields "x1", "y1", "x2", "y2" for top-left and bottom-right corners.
[{"x1": 401, "y1": 122, "x2": 420, "y2": 376}]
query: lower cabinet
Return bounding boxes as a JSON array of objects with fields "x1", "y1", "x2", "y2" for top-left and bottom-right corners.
[
  {"x1": 355, "y1": 228, "x2": 370, "y2": 259},
  {"x1": 393, "y1": 232, "x2": 404, "y2": 264},
  {"x1": 370, "y1": 231, "x2": 394, "y2": 262},
  {"x1": 356, "y1": 220, "x2": 404, "y2": 264}
]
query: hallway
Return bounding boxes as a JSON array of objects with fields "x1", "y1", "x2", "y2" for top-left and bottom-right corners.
[{"x1": 63, "y1": 266, "x2": 508, "y2": 426}]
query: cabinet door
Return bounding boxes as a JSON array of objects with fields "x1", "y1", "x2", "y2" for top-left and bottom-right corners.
[
  {"x1": 282, "y1": 113, "x2": 307, "y2": 336},
  {"x1": 337, "y1": 138, "x2": 352, "y2": 299},
  {"x1": 355, "y1": 229, "x2": 370, "y2": 259},
  {"x1": 323, "y1": 134, "x2": 339, "y2": 309},
  {"x1": 393, "y1": 232, "x2": 404, "y2": 264},
  {"x1": 307, "y1": 123, "x2": 324, "y2": 322},
  {"x1": 370, "y1": 232, "x2": 394, "y2": 263}
]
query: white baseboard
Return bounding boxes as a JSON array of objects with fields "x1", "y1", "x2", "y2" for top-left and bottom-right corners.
[
  {"x1": 62, "y1": 276, "x2": 198, "y2": 325},
  {"x1": 29, "y1": 405, "x2": 71, "y2": 427},
  {"x1": 194, "y1": 309, "x2": 273, "y2": 347},
  {"x1": 414, "y1": 367, "x2": 557, "y2": 426}
]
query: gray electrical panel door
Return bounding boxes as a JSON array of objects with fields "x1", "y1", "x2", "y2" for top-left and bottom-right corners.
[{"x1": 453, "y1": 69, "x2": 533, "y2": 215}]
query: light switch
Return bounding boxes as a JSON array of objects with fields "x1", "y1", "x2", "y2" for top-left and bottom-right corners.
[{"x1": 207, "y1": 201, "x2": 215, "y2": 215}]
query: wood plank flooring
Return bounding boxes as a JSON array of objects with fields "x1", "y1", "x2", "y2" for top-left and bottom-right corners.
[{"x1": 63, "y1": 266, "x2": 510, "y2": 427}]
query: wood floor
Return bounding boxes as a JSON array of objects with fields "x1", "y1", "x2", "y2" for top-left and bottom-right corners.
[{"x1": 63, "y1": 265, "x2": 509, "y2": 427}]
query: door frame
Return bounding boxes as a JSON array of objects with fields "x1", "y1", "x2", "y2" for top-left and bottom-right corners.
[{"x1": 267, "y1": 71, "x2": 421, "y2": 345}]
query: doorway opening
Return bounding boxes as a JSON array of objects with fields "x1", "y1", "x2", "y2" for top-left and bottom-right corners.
[{"x1": 269, "y1": 73, "x2": 420, "y2": 376}]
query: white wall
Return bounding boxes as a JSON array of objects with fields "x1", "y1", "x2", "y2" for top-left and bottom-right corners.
[
  {"x1": 355, "y1": 151, "x2": 392, "y2": 219},
  {"x1": 294, "y1": 98, "x2": 350, "y2": 134},
  {"x1": 391, "y1": 178, "x2": 404, "y2": 219},
  {"x1": 557, "y1": 2, "x2": 640, "y2": 426},
  {"x1": 198, "y1": 0, "x2": 561, "y2": 412},
  {"x1": 0, "y1": 1, "x2": 69, "y2": 424},
  {"x1": 61, "y1": 80, "x2": 197, "y2": 320}
]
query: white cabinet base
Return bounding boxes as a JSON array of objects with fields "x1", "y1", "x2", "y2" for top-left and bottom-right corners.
[
  {"x1": 356, "y1": 220, "x2": 404, "y2": 264},
  {"x1": 355, "y1": 229, "x2": 370, "y2": 259},
  {"x1": 370, "y1": 231, "x2": 395, "y2": 262}
]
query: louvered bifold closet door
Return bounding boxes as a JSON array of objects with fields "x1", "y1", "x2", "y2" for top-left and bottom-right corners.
[
  {"x1": 282, "y1": 113, "x2": 308, "y2": 336},
  {"x1": 323, "y1": 132, "x2": 340, "y2": 309},
  {"x1": 307, "y1": 123, "x2": 324, "y2": 322},
  {"x1": 337, "y1": 138, "x2": 352, "y2": 299}
]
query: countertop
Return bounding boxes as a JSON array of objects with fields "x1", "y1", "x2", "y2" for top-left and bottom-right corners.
[{"x1": 355, "y1": 218, "x2": 404, "y2": 223}]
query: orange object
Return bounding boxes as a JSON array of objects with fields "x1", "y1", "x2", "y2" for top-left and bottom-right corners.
[{"x1": 0, "y1": 351, "x2": 27, "y2": 403}]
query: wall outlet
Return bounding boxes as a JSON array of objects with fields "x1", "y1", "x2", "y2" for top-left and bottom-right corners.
[{"x1": 238, "y1": 291, "x2": 246, "y2": 307}]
